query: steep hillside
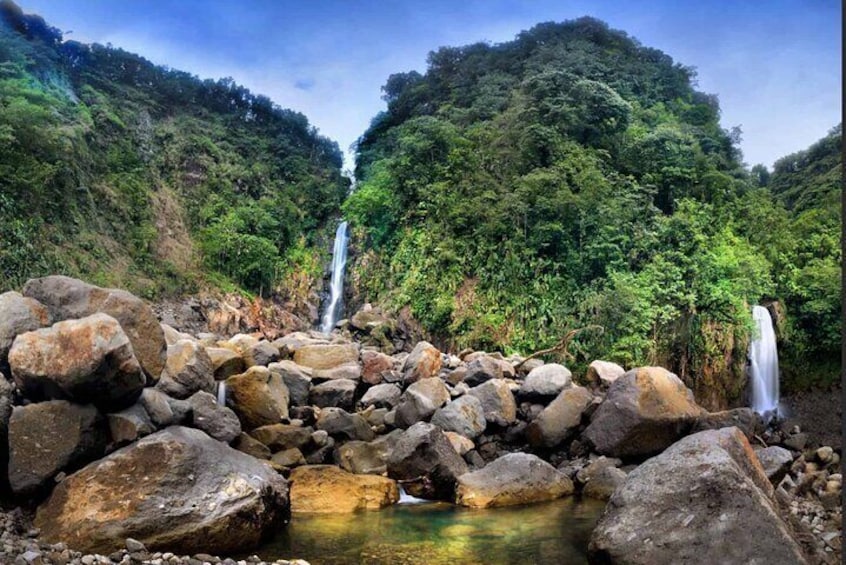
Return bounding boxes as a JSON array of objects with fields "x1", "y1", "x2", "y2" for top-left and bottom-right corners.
[
  {"x1": 345, "y1": 18, "x2": 841, "y2": 405},
  {"x1": 0, "y1": 1, "x2": 348, "y2": 301}
]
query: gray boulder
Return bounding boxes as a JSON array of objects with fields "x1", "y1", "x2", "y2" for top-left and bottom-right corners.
[
  {"x1": 138, "y1": 388, "x2": 175, "y2": 428},
  {"x1": 224, "y1": 366, "x2": 289, "y2": 430},
  {"x1": 156, "y1": 340, "x2": 215, "y2": 400},
  {"x1": 309, "y1": 378, "x2": 357, "y2": 410},
  {"x1": 268, "y1": 361, "x2": 312, "y2": 406},
  {"x1": 462, "y1": 356, "x2": 502, "y2": 387},
  {"x1": 526, "y1": 385, "x2": 593, "y2": 448},
  {"x1": 0, "y1": 291, "x2": 50, "y2": 369},
  {"x1": 755, "y1": 446, "x2": 794, "y2": 485},
  {"x1": 692, "y1": 407, "x2": 763, "y2": 439},
  {"x1": 455, "y1": 452, "x2": 574, "y2": 508},
  {"x1": 582, "y1": 466, "x2": 627, "y2": 501},
  {"x1": 8, "y1": 400, "x2": 108, "y2": 495},
  {"x1": 22, "y1": 276, "x2": 166, "y2": 382},
  {"x1": 35, "y1": 426, "x2": 289, "y2": 555},
  {"x1": 394, "y1": 377, "x2": 451, "y2": 428},
  {"x1": 586, "y1": 360, "x2": 625, "y2": 389},
  {"x1": 519, "y1": 363, "x2": 571, "y2": 399},
  {"x1": 316, "y1": 407, "x2": 374, "y2": 442},
  {"x1": 243, "y1": 341, "x2": 280, "y2": 368},
  {"x1": 107, "y1": 403, "x2": 154, "y2": 446},
  {"x1": 583, "y1": 367, "x2": 704, "y2": 458},
  {"x1": 9, "y1": 313, "x2": 145, "y2": 410},
  {"x1": 188, "y1": 391, "x2": 241, "y2": 443},
  {"x1": 588, "y1": 427, "x2": 807, "y2": 564},
  {"x1": 359, "y1": 383, "x2": 402, "y2": 410},
  {"x1": 386, "y1": 422, "x2": 468, "y2": 501},
  {"x1": 249, "y1": 423, "x2": 313, "y2": 452},
  {"x1": 467, "y1": 379, "x2": 517, "y2": 427},
  {"x1": 430, "y1": 395, "x2": 487, "y2": 439}
]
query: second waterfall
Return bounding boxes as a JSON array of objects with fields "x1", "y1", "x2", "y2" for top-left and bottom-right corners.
[{"x1": 320, "y1": 221, "x2": 350, "y2": 334}]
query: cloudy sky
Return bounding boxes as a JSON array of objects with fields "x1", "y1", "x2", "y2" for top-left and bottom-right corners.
[{"x1": 20, "y1": 0, "x2": 841, "y2": 172}]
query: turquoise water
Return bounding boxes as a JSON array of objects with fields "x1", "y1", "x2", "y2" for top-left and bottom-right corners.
[{"x1": 251, "y1": 497, "x2": 605, "y2": 565}]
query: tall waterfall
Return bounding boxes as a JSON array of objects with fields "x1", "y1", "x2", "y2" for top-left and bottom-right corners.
[
  {"x1": 748, "y1": 305, "x2": 779, "y2": 416},
  {"x1": 320, "y1": 221, "x2": 350, "y2": 334}
]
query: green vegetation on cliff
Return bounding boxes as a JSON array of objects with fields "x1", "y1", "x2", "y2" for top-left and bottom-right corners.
[
  {"x1": 346, "y1": 18, "x2": 841, "y2": 403},
  {"x1": 0, "y1": 1, "x2": 347, "y2": 298}
]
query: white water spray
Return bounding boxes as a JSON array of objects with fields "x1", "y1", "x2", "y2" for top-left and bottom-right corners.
[
  {"x1": 320, "y1": 221, "x2": 350, "y2": 334},
  {"x1": 748, "y1": 305, "x2": 779, "y2": 416},
  {"x1": 217, "y1": 381, "x2": 226, "y2": 406}
]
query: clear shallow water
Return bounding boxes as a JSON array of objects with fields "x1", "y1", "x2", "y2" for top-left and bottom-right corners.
[{"x1": 249, "y1": 497, "x2": 605, "y2": 565}]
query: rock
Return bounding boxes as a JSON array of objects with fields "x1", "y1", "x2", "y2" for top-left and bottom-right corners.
[
  {"x1": 525, "y1": 386, "x2": 593, "y2": 448},
  {"x1": 9, "y1": 313, "x2": 145, "y2": 410},
  {"x1": 816, "y1": 446, "x2": 833, "y2": 464},
  {"x1": 205, "y1": 347, "x2": 246, "y2": 380},
  {"x1": 360, "y1": 350, "x2": 394, "y2": 384},
  {"x1": 8, "y1": 400, "x2": 108, "y2": 495},
  {"x1": 335, "y1": 431, "x2": 401, "y2": 475},
  {"x1": 467, "y1": 379, "x2": 517, "y2": 427},
  {"x1": 268, "y1": 361, "x2": 312, "y2": 406},
  {"x1": 692, "y1": 408, "x2": 763, "y2": 439},
  {"x1": 444, "y1": 431, "x2": 474, "y2": 456},
  {"x1": 161, "y1": 323, "x2": 192, "y2": 346},
  {"x1": 588, "y1": 427, "x2": 807, "y2": 564},
  {"x1": 755, "y1": 446, "x2": 794, "y2": 484},
  {"x1": 243, "y1": 341, "x2": 280, "y2": 368},
  {"x1": 124, "y1": 538, "x2": 146, "y2": 553},
  {"x1": 224, "y1": 367, "x2": 289, "y2": 430},
  {"x1": 309, "y1": 379, "x2": 357, "y2": 410},
  {"x1": 359, "y1": 383, "x2": 402, "y2": 409},
  {"x1": 430, "y1": 395, "x2": 487, "y2": 439},
  {"x1": 585, "y1": 360, "x2": 625, "y2": 389},
  {"x1": 519, "y1": 363, "x2": 572, "y2": 399},
  {"x1": 164, "y1": 395, "x2": 191, "y2": 425},
  {"x1": 394, "y1": 377, "x2": 451, "y2": 428},
  {"x1": 316, "y1": 408, "x2": 374, "y2": 442},
  {"x1": 249, "y1": 424, "x2": 313, "y2": 452},
  {"x1": 219, "y1": 334, "x2": 259, "y2": 355},
  {"x1": 0, "y1": 373, "x2": 12, "y2": 447},
  {"x1": 271, "y1": 447, "x2": 305, "y2": 468},
  {"x1": 107, "y1": 403, "x2": 154, "y2": 446},
  {"x1": 583, "y1": 367, "x2": 704, "y2": 458},
  {"x1": 401, "y1": 341, "x2": 442, "y2": 384},
  {"x1": 783, "y1": 433, "x2": 808, "y2": 452},
  {"x1": 138, "y1": 388, "x2": 175, "y2": 427},
  {"x1": 462, "y1": 356, "x2": 503, "y2": 387},
  {"x1": 289, "y1": 465, "x2": 399, "y2": 513},
  {"x1": 23, "y1": 276, "x2": 166, "y2": 382},
  {"x1": 293, "y1": 343, "x2": 359, "y2": 371},
  {"x1": 0, "y1": 291, "x2": 50, "y2": 369},
  {"x1": 233, "y1": 432, "x2": 271, "y2": 460},
  {"x1": 187, "y1": 391, "x2": 241, "y2": 443},
  {"x1": 386, "y1": 422, "x2": 468, "y2": 501},
  {"x1": 582, "y1": 466, "x2": 626, "y2": 501},
  {"x1": 455, "y1": 452, "x2": 574, "y2": 508},
  {"x1": 312, "y1": 362, "x2": 361, "y2": 381},
  {"x1": 156, "y1": 340, "x2": 215, "y2": 400},
  {"x1": 35, "y1": 426, "x2": 289, "y2": 555}
]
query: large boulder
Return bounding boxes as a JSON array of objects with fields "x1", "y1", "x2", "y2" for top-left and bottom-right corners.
[
  {"x1": 224, "y1": 366, "x2": 289, "y2": 430},
  {"x1": 401, "y1": 341, "x2": 442, "y2": 384},
  {"x1": 289, "y1": 465, "x2": 399, "y2": 513},
  {"x1": 156, "y1": 340, "x2": 215, "y2": 400},
  {"x1": 8, "y1": 400, "x2": 108, "y2": 495},
  {"x1": 360, "y1": 350, "x2": 394, "y2": 384},
  {"x1": 386, "y1": 422, "x2": 468, "y2": 501},
  {"x1": 583, "y1": 367, "x2": 704, "y2": 458},
  {"x1": 588, "y1": 427, "x2": 808, "y2": 564},
  {"x1": 462, "y1": 356, "x2": 502, "y2": 387},
  {"x1": 205, "y1": 347, "x2": 246, "y2": 381},
  {"x1": 9, "y1": 313, "x2": 145, "y2": 410},
  {"x1": 525, "y1": 385, "x2": 593, "y2": 448},
  {"x1": 455, "y1": 452, "x2": 574, "y2": 508},
  {"x1": 249, "y1": 424, "x2": 313, "y2": 452},
  {"x1": 692, "y1": 407, "x2": 763, "y2": 440},
  {"x1": 467, "y1": 379, "x2": 517, "y2": 427},
  {"x1": 35, "y1": 426, "x2": 289, "y2": 555},
  {"x1": 519, "y1": 363, "x2": 572, "y2": 399},
  {"x1": 188, "y1": 391, "x2": 241, "y2": 443},
  {"x1": 22, "y1": 276, "x2": 166, "y2": 382},
  {"x1": 755, "y1": 446, "x2": 794, "y2": 484},
  {"x1": 293, "y1": 343, "x2": 359, "y2": 371},
  {"x1": 335, "y1": 432, "x2": 401, "y2": 475},
  {"x1": 430, "y1": 394, "x2": 487, "y2": 439},
  {"x1": 268, "y1": 361, "x2": 312, "y2": 407},
  {"x1": 107, "y1": 403, "x2": 154, "y2": 446},
  {"x1": 586, "y1": 360, "x2": 625, "y2": 389},
  {"x1": 309, "y1": 378, "x2": 357, "y2": 410},
  {"x1": 0, "y1": 291, "x2": 50, "y2": 370},
  {"x1": 394, "y1": 377, "x2": 450, "y2": 428},
  {"x1": 359, "y1": 383, "x2": 402, "y2": 409},
  {"x1": 316, "y1": 407, "x2": 374, "y2": 442}
]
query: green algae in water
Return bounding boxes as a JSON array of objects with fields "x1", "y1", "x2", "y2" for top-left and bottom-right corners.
[{"x1": 252, "y1": 497, "x2": 605, "y2": 564}]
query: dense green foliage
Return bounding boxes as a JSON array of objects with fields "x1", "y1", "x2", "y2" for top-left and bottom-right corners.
[
  {"x1": 347, "y1": 18, "x2": 841, "y2": 403},
  {"x1": 0, "y1": 1, "x2": 347, "y2": 297}
]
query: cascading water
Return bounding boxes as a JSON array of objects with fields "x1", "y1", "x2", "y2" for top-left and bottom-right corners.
[
  {"x1": 217, "y1": 381, "x2": 226, "y2": 406},
  {"x1": 319, "y1": 221, "x2": 350, "y2": 334},
  {"x1": 748, "y1": 305, "x2": 779, "y2": 416}
]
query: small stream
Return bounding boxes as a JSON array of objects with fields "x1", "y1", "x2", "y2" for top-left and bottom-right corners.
[{"x1": 247, "y1": 497, "x2": 605, "y2": 564}]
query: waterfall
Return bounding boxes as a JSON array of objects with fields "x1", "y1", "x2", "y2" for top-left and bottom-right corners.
[
  {"x1": 217, "y1": 381, "x2": 226, "y2": 406},
  {"x1": 748, "y1": 305, "x2": 779, "y2": 416},
  {"x1": 320, "y1": 221, "x2": 350, "y2": 334}
]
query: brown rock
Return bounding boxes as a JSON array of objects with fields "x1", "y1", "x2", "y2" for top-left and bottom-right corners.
[
  {"x1": 0, "y1": 291, "x2": 50, "y2": 368},
  {"x1": 401, "y1": 341, "x2": 442, "y2": 384},
  {"x1": 361, "y1": 350, "x2": 393, "y2": 384},
  {"x1": 293, "y1": 343, "x2": 359, "y2": 370},
  {"x1": 225, "y1": 366, "x2": 289, "y2": 430},
  {"x1": 526, "y1": 386, "x2": 593, "y2": 448},
  {"x1": 289, "y1": 465, "x2": 399, "y2": 513},
  {"x1": 156, "y1": 340, "x2": 215, "y2": 400},
  {"x1": 205, "y1": 347, "x2": 246, "y2": 380}
]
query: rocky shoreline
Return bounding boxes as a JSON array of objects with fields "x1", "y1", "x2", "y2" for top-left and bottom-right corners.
[{"x1": 0, "y1": 276, "x2": 841, "y2": 564}]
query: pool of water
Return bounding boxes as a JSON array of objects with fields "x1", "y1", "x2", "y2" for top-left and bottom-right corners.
[{"x1": 249, "y1": 497, "x2": 606, "y2": 565}]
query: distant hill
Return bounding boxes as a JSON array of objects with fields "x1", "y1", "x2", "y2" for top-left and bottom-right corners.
[{"x1": 0, "y1": 0, "x2": 348, "y2": 299}]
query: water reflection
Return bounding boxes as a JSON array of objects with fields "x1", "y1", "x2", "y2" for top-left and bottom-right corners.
[{"x1": 251, "y1": 497, "x2": 605, "y2": 565}]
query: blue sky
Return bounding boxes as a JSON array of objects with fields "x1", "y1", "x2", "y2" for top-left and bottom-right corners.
[{"x1": 20, "y1": 1, "x2": 841, "y2": 171}]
